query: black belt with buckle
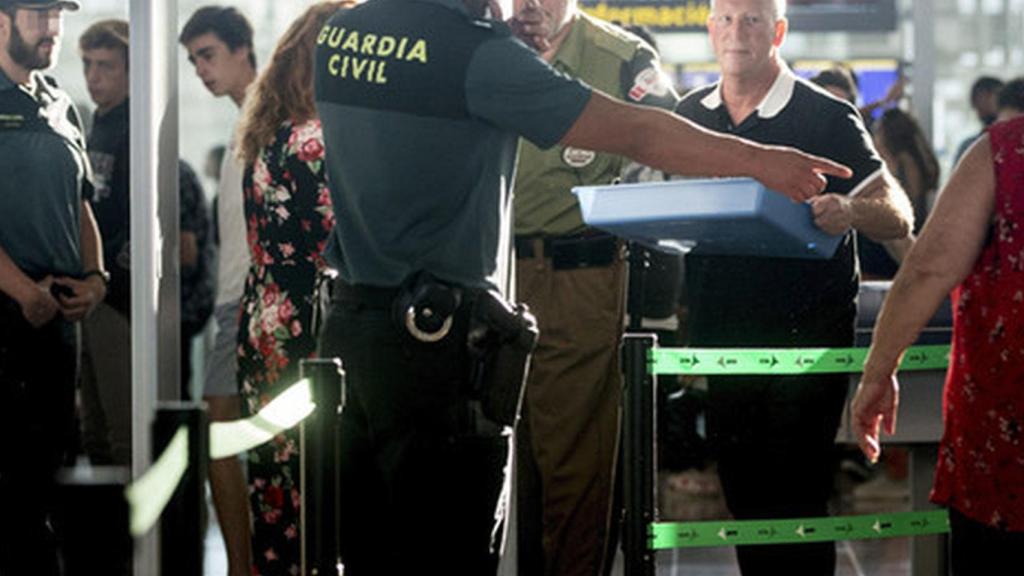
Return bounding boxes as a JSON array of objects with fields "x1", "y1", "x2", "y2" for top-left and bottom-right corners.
[
  {"x1": 515, "y1": 231, "x2": 618, "y2": 270},
  {"x1": 333, "y1": 278, "x2": 400, "y2": 310}
]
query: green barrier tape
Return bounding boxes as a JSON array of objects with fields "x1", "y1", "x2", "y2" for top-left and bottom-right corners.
[
  {"x1": 209, "y1": 378, "x2": 316, "y2": 460},
  {"x1": 125, "y1": 426, "x2": 189, "y2": 537},
  {"x1": 651, "y1": 510, "x2": 949, "y2": 549},
  {"x1": 650, "y1": 345, "x2": 949, "y2": 376}
]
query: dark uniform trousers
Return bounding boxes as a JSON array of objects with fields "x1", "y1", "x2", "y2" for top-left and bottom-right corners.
[
  {"x1": 0, "y1": 296, "x2": 77, "y2": 576},
  {"x1": 318, "y1": 282, "x2": 508, "y2": 576}
]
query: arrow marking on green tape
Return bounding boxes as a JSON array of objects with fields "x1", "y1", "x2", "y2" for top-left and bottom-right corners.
[
  {"x1": 650, "y1": 510, "x2": 949, "y2": 549},
  {"x1": 650, "y1": 345, "x2": 949, "y2": 376}
]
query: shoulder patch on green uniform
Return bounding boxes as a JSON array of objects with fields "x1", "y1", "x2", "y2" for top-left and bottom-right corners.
[{"x1": 579, "y1": 12, "x2": 639, "y2": 63}]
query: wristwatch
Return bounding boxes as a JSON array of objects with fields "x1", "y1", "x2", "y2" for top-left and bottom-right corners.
[{"x1": 83, "y1": 269, "x2": 111, "y2": 286}]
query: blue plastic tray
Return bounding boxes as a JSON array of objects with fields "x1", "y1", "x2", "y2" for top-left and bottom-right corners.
[{"x1": 573, "y1": 178, "x2": 842, "y2": 260}]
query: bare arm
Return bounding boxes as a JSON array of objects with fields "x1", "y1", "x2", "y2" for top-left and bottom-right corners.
[
  {"x1": 851, "y1": 135, "x2": 996, "y2": 462},
  {"x1": 53, "y1": 201, "x2": 107, "y2": 321},
  {"x1": 560, "y1": 90, "x2": 853, "y2": 202},
  {"x1": 808, "y1": 169, "x2": 914, "y2": 241}
]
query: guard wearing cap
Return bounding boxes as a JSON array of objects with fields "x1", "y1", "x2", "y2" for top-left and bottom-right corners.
[
  {"x1": 313, "y1": 0, "x2": 852, "y2": 573},
  {"x1": 0, "y1": 1, "x2": 106, "y2": 573}
]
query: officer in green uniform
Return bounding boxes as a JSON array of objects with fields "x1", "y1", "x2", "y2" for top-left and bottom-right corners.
[
  {"x1": 510, "y1": 4, "x2": 679, "y2": 574},
  {"x1": 0, "y1": 1, "x2": 106, "y2": 574},
  {"x1": 313, "y1": 1, "x2": 850, "y2": 573}
]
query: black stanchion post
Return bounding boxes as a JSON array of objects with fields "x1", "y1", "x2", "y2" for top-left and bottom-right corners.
[
  {"x1": 626, "y1": 241, "x2": 648, "y2": 332},
  {"x1": 623, "y1": 240, "x2": 657, "y2": 575},
  {"x1": 623, "y1": 333, "x2": 657, "y2": 576},
  {"x1": 301, "y1": 357, "x2": 345, "y2": 575},
  {"x1": 154, "y1": 402, "x2": 208, "y2": 576},
  {"x1": 57, "y1": 466, "x2": 132, "y2": 575}
]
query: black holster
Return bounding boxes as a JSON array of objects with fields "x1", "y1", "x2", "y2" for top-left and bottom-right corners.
[{"x1": 467, "y1": 290, "x2": 538, "y2": 427}]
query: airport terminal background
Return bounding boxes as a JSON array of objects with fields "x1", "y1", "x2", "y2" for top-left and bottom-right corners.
[
  {"x1": 28, "y1": 0, "x2": 1024, "y2": 574},
  {"x1": 53, "y1": 0, "x2": 1024, "y2": 203}
]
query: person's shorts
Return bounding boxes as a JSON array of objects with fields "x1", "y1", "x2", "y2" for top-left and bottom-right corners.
[{"x1": 203, "y1": 300, "x2": 240, "y2": 398}]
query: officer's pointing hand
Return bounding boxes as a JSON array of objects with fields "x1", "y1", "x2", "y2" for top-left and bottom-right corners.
[{"x1": 755, "y1": 145, "x2": 852, "y2": 203}]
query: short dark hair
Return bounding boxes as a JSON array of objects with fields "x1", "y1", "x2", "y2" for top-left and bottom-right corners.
[
  {"x1": 970, "y1": 76, "x2": 1004, "y2": 103},
  {"x1": 998, "y1": 77, "x2": 1024, "y2": 113},
  {"x1": 811, "y1": 66, "x2": 859, "y2": 105},
  {"x1": 179, "y1": 5, "x2": 255, "y2": 69},
  {"x1": 79, "y1": 19, "x2": 129, "y2": 66}
]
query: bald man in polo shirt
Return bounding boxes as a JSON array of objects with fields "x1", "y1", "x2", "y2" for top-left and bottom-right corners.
[{"x1": 675, "y1": 1, "x2": 913, "y2": 574}]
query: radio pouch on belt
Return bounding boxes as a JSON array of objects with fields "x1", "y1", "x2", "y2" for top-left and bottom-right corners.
[{"x1": 467, "y1": 291, "x2": 539, "y2": 427}]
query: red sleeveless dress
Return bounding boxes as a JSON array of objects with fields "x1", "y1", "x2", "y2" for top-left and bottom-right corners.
[{"x1": 931, "y1": 116, "x2": 1024, "y2": 531}]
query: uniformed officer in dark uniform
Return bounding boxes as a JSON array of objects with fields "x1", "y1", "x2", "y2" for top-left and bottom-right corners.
[
  {"x1": 0, "y1": 1, "x2": 106, "y2": 574},
  {"x1": 313, "y1": 0, "x2": 851, "y2": 573}
]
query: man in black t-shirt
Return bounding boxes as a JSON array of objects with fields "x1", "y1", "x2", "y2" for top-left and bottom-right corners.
[
  {"x1": 77, "y1": 19, "x2": 217, "y2": 467},
  {"x1": 675, "y1": 1, "x2": 913, "y2": 574}
]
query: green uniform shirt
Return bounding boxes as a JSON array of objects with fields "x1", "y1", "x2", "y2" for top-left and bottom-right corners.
[{"x1": 513, "y1": 13, "x2": 679, "y2": 236}]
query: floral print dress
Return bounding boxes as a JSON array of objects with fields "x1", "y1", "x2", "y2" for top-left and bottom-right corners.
[{"x1": 237, "y1": 119, "x2": 334, "y2": 575}]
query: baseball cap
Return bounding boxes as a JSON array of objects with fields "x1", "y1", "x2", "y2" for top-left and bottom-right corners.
[{"x1": 0, "y1": 0, "x2": 80, "y2": 11}]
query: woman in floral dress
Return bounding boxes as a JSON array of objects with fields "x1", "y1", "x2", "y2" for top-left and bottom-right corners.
[{"x1": 234, "y1": 3, "x2": 350, "y2": 573}]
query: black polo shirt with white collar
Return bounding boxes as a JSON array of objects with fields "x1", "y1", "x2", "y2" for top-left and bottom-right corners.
[{"x1": 676, "y1": 67, "x2": 883, "y2": 347}]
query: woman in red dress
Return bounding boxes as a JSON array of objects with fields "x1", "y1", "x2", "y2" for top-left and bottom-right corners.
[{"x1": 853, "y1": 116, "x2": 1024, "y2": 573}]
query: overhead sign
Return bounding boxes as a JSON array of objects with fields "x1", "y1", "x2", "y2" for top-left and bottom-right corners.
[
  {"x1": 579, "y1": 0, "x2": 710, "y2": 32},
  {"x1": 579, "y1": 0, "x2": 897, "y2": 33}
]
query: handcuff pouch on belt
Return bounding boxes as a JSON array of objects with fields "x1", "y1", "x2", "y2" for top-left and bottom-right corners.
[
  {"x1": 390, "y1": 272, "x2": 538, "y2": 427},
  {"x1": 391, "y1": 272, "x2": 463, "y2": 343}
]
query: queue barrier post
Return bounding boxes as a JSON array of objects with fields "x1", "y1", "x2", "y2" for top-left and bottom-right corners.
[
  {"x1": 154, "y1": 402, "x2": 207, "y2": 576},
  {"x1": 622, "y1": 333, "x2": 658, "y2": 576},
  {"x1": 301, "y1": 357, "x2": 345, "y2": 575}
]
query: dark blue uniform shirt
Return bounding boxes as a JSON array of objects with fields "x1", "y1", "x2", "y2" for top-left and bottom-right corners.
[
  {"x1": 314, "y1": 0, "x2": 592, "y2": 291},
  {"x1": 0, "y1": 68, "x2": 92, "y2": 279}
]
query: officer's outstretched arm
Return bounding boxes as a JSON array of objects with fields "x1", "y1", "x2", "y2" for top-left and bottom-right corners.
[{"x1": 560, "y1": 90, "x2": 852, "y2": 202}]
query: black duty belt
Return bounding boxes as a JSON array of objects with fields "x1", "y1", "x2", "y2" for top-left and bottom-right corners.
[
  {"x1": 332, "y1": 278, "x2": 400, "y2": 310},
  {"x1": 515, "y1": 231, "x2": 619, "y2": 270}
]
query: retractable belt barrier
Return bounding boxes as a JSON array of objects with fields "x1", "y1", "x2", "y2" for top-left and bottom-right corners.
[
  {"x1": 621, "y1": 336, "x2": 952, "y2": 576},
  {"x1": 59, "y1": 359, "x2": 342, "y2": 576},
  {"x1": 123, "y1": 377, "x2": 315, "y2": 537},
  {"x1": 651, "y1": 344, "x2": 950, "y2": 376},
  {"x1": 652, "y1": 510, "x2": 951, "y2": 549}
]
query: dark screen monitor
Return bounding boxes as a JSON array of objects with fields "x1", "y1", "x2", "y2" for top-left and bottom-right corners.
[
  {"x1": 794, "y1": 59, "x2": 902, "y2": 121},
  {"x1": 787, "y1": 0, "x2": 898, "y2": 32}
]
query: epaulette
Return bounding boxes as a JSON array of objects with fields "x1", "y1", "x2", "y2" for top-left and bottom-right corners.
[{"x1": 580, "y1": 12, "x2": 640, "y2": 62}]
